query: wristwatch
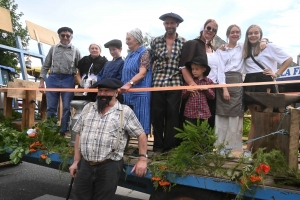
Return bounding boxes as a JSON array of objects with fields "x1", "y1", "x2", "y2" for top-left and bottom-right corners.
[
  {"x1": 129, "y1": 80, "x2": 134, "y2": 85},
  {"x1": 139, "y1": 154, "x2": 148, "y2": 158}
]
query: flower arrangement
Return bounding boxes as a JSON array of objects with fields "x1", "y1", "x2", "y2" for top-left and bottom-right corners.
[
  {"x1": 0, "y1": 115, "x2": 73, "y2": 171},
  {"x1": 148, "y1": 119, "x2": 300, "y2": 199},
  {"x1": 236, "y1": 163, "x2": 270, "y2": 199}
]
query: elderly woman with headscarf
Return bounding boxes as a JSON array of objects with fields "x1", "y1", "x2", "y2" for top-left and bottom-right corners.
[
  {"x1": 76, "y1": 43, "x2": 108, "y2": 88},
  {"x1": 120, "y1": 28, "x2": 152, "y2": 136},
  {"x1": 76, "y1": 43, "x2": 108, "y2": 100}
]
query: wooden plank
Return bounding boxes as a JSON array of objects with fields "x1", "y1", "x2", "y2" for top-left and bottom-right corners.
[
  {"x1": 0, "y1": 7, "x2": 13, "y2": 33},
  {"x1": 7, "y1": 79, "x2": 42, "y2": 101},
  {"x1": 252, "y1": 110, "x2": 300, "y2": 168},
  {"x1": 3, "y1": 91, "x2": 12, "y2": 118},
  {"x1": 26, "y1": 90, "x2": 36, "y2": 128},
  {"x1": 40, "y1": 94, "x2": 47, "y2": 120},
  {"x1": 25, "y1": 20, "x2": 59, "y2": 45},
  {"x1": 288, "y1": 109, "x2": 300, "y2": 169},
  {"x1": 21, "y1": 98, "x2": 26, "y2": 130}
]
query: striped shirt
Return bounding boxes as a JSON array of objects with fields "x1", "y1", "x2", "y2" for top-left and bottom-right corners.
[
  {"x1": 151, "y1": 34, "x2": 186, "y2": 87},
  {"x1": 72, "y1": 101, "x2": 144, "y2": 162},
  {"x1": 182, "y1": 77, "x2": 215, "y2": 119}
]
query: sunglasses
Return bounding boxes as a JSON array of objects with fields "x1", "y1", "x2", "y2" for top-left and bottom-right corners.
[
  {"x1": 206, "y1": 26, "x2": 217, "y2": 33},
  {"x1": 60, "y1": 34, "x2": 71, "y2": 38}
]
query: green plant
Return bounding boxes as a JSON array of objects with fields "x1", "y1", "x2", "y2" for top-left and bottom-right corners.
[
  {"x1": 31, "y1": 117, "x2": 73, "y2": 170},
  {"x1": 148, "y1": 120, "x2": 300, "y2": 199},
  {"x1": 0, "y1": 116, "x2": 73, "y2": 171},
  {"x1": 243, "y1": 117, "x2": 251, "y2": 137},
  {"x1": 0, "y1": 114, "x2": 30, "y2": 163}
]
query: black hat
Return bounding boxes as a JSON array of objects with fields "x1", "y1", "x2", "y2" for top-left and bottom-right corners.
[
  {"x1": 104, "y1": 39, "x2": 122, "y2": 48},
  {"x1": 185, "y1": 56, "x2": 211, "y2": 77},
  {"x1": 91, "y1": 78, "x2": 123, "y2": 89},
  {"x1": 57, "y1": 27, "x2": 73, "y2": 34},
  {"x1": 159, "y1": 12, "x2": 183, "y2": 23}
]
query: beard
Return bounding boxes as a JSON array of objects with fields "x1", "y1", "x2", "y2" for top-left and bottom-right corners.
[{"x1": 96, "y1": 96, "x2": 113, "y2": 113}]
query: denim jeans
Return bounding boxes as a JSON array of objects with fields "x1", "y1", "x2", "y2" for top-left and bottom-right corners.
[
  {"x1": 46, "y1": 73, "x2": 74, "y2": 133},
  {"x1": 72, "y1": 159, "x2": 124, "y2": 200}
]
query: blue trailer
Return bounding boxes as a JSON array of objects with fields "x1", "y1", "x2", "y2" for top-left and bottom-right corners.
[{"x1": 3, "y1": 144, "x2": 298, "y2": 200}]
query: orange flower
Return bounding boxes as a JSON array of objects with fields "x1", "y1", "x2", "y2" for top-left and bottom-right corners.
[
  {"x1": 151, "y1": 176, "x2": 162, "y2": 181},
  {"x1": 28, "y1": 133, "x2": 36, "y2": 138},
  {"x1": 158, "y1": 165, "x2": 167, "y2": 170},
  {"x1": 35, "y1": 141, "x2": 42, "y2": 146},
  {"x1": 40, "y1": 154, "x2": 47, "y2": 159},
  {"x1": 29, "y1": 149, "x2": 37, "y2": 153},
  {"x1": 240, "y1": 179, "x2": 245, "y2": 185},
  {"x1": 250, "y1": 175, "x2": 262, "y2": 183},
  {"x1": 159, "y1": 181, "x2": 170, "y2": 186},
  {"x1": 30, "y1": 142, "x2": 36, "y2": 148},
  {"x1": 256, "y1": 163, "x2": 270, "y2": 174}
]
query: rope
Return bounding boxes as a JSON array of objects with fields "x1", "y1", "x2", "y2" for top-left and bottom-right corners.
[{"x1": 1, "y1": 80, "x2": 300, "y2": 92}]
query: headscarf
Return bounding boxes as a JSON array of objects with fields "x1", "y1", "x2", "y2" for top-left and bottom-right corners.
[
  {"x1": 89, "y1": 43, "x2": 102, "y2": 51},
  {"x1": 127, "y1": 28, "x2": 143, "y2": 44}
]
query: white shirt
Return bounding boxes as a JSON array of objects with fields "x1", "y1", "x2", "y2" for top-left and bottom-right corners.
[
  {"x1": 243, "y1": 43, "x2": 290, "y2": 74},
  {"x1": 217, "y1": 43, "x2": 244, "y2": 84},
  {"x1": 207, "y1": 52, "x2": 219, "y2": 83}
]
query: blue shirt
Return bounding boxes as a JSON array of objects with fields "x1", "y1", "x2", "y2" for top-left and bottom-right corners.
[{"x1": 97, "y1": 57, "x2": 124, "y2": 81}]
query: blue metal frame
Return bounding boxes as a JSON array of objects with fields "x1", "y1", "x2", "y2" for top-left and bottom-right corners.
[{"x1": 0, "y1": 36, "x2": 45, "y2": 80}]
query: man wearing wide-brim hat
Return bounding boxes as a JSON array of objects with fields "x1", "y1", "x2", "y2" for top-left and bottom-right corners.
[
  {"x1": 69, "y1": 78, "x2": 148, "y2": 200},
  {"x1": 151, "y1": 12, "x2": 186, "y2": 153}
]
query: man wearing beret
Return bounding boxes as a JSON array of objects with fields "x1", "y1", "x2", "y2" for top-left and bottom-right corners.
[
  {"x1": 97, "y1": 39, "x2": 124, "y2": 81},
  {"x1": 39, "y1": 27, "x2": 81, "y2": 138},
  {"x1": 69, "y1": 78, "x2": 148, "y2": 199},
  {"x1": 151, "y1": 13, "x2": 186, "y2": 152}
]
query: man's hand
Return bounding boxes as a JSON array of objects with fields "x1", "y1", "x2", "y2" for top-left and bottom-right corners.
[
  {"x1": 131, "y1": 157, "x2": 147, "y2": 177},
  {"x1": 69, "y1": 162, "x2": 78, "y2": 178},
  {"x1": 39, "y1": 80, "x2": 45, "y2": 94}
]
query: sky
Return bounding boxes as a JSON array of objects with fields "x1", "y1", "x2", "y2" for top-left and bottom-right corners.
[{"x1": 12, "y1": 0, "x2": 300, "y2": 67}]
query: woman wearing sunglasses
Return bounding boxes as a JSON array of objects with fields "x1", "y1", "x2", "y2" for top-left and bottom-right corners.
[
  {"x1": 180, "y1": 19, "x2": 218, "y2": 128},
  {"x1": 242, "y1": 24, "x2": 292, "y2": 159}
]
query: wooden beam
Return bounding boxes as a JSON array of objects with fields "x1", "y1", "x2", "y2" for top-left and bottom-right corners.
[
  {"x1": 26, "y1": 90, "x2": 36, "y2": 128},
  {"x1": 3, "y1": 91, "x2": 12, "y2": 118},
  {"x1": 287, "y1": 109, "x2": 300, "y2": 169}
]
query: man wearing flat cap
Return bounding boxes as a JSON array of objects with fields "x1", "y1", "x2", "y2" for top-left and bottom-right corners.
[
  {"x1": 69, "y1": 78, "x2": 148, "y2": 200},
  {"x1": 151, "y1": 13, "x2": 186, "y2": 153},
  {"x1": 39, "y1": 27, "x2": 81, "y2": 138},
  {"x1": 97, "y1": 39, "x2": 124, "y2": 81}
]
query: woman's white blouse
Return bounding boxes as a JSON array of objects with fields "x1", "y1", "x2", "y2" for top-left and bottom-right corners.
[
  {"x1": 216, "y1": 43, "x2": 244, "y2": 84},
  {"x1": 207, "y1": 52, "x2": 219, "y2": 83},
  {"x1": 243, "y1": 43, "x2": 290, "y2": 74}
]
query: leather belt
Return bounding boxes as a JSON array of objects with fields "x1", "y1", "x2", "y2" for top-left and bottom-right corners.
[{"x1": 85, "y1": 159, "x2": 111, "y2": 166}]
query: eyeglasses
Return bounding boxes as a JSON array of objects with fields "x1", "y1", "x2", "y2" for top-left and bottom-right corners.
[
  {"x1": 206, "y1": 26, "x2": 217, "y2": 33},
  {"x1": 60, "y1": 34, "x2": 71, "y2": 38}
]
